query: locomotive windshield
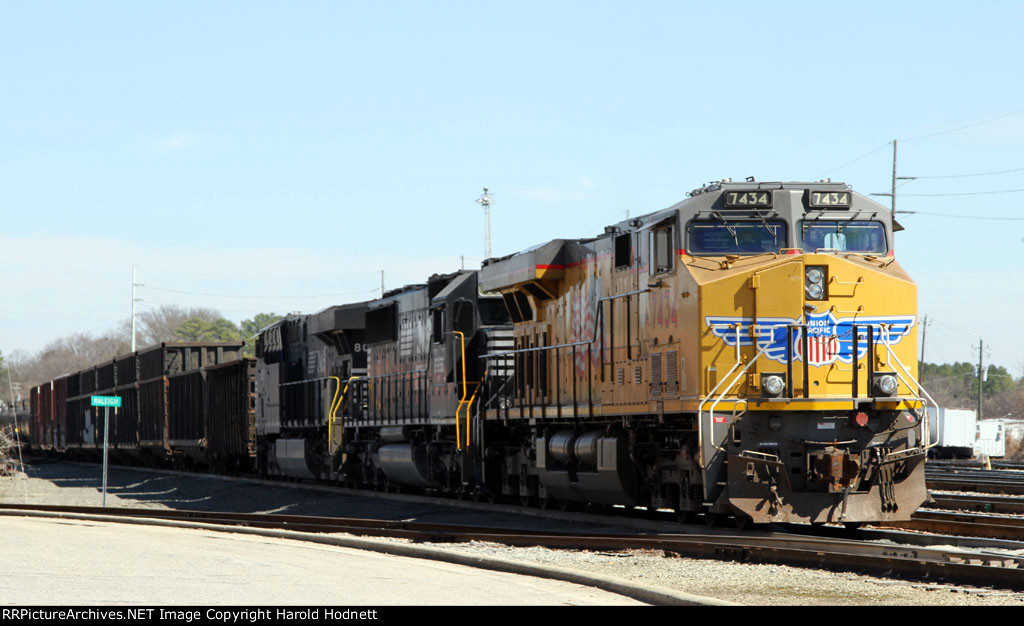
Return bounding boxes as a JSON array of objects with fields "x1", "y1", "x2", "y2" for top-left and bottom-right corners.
[
  {"x1": 686, "y1": 220, "x2": 787, "y2": 255},
  {"x1": 800, "y1": 221, "x2": 886, "y2": 253}
]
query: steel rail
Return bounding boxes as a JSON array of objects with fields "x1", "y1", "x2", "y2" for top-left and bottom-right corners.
[
  {"x1": 928, "y1": 494, "x2": 1024, "y2": 516},
  {"x1": 926, "y1": 476, "x2": 1024, "y2": 496},
  {"x1": 884, "y1": 510, "x2": 1024, "y2": 542},
  {"x1": 2, "y1": 503, "x2": 1022, "y2": 591}
]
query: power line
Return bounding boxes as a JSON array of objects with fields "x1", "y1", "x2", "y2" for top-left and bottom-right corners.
[
  {"x1": 892, "y1": 187, "x2": 1024, "y2": 197},
  {"x1": 816, "y1": 141, "x2": 891, "y2": 179},
  {"x1": 901, "y1": 210, "x2": 1024, "y2": 221},
  {"x1": 916, "y1": 372, "x2": 977, "y2": 385},
  {"x1": 814, "y1": 106, "x2": 1024, "y2": 180},
  {"x1": 902, "y1": 105, "x2": 1024, "y2": 143},
  {"x1": 139, "y1": 268, "x2": 382, "y2": 280},
  {"x1": 142, "y1": 285, "x2": 380, "y2": 299},
  {"x1": 908, "y1": 166, "x2": 1024, "y2": 179},
  {"x1": 929, "y1": 318, "x2": 980, "y2": 342}
]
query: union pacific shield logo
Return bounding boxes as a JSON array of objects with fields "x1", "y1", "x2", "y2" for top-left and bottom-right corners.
[
  {"x1": 705, "y1": 312, "x2": 915, "y2": 367},
  {"x1": 801, "y1": 311, "x2": 841, "y2": 366}
]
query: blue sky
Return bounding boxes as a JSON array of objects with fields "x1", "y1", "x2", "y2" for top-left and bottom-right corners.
[{"x1": 3, "y1": 1, "x2": 1024, "y2": 374}]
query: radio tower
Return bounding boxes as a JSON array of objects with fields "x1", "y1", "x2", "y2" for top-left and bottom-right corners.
[{"x1": 476, "y1": 187, "x2": 494, "y2": 259}]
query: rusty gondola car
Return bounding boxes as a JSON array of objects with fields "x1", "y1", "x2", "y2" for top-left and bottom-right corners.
[{"x1": 29, "y1": 342, "x2": 251, "y2": 470}]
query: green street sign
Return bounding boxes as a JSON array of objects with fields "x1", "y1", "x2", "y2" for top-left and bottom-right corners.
[{"x1": 91, "y1": 395, "x2": 121, "y2": 408}]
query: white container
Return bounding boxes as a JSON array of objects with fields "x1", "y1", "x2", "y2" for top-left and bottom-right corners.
[
  {"x1": 975, "y1": 419, "x2": 1006, "y2": 458},
  {"x1": 927, "y1": 407, "x2": 977, "y2": 457}
]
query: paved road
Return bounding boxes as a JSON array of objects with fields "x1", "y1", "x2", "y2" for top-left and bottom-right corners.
[{"x1": 1, "y1": 516, "x2": 643, "y2": 605}]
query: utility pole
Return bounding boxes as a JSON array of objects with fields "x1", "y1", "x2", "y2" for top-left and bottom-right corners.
[
  {"x1": 870, "y1": 139, "x2": 915, "y2": 232},
  {"x1": 130, "y1": 265, "x2": 143, "y2": 352},
  {"x1": 475, "y1": 188, "x2": 494, "y2": 259},
  {"x1": 380, "y1": 271, "x2": 385, "y2": 295},
  {"x1": 891, "y1": 139, "x2": 897, "y2": 231},
  {"x1": 919, "y1": 314, "x2": 929, "y2": 384},
  {"x1": 978, "y1": 339, "x2": 984, "y2": 420}
]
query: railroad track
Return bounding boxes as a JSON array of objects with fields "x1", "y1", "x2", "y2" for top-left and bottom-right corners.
[
  {"x1": 929, "y1": 493, "x2": 1024, "y2": 516},
  {"x1": 2, "y1": 503, "x2": 1022, "y2": 591},
  {"x1": 928, "y1": 460, "x2": 1024, "y2": 472},
  {"x1": 884, "y1": 510, "x2": 1024, "y2": 542},
  {"x1": 927, "y1": 468, "x2": 1024, "y2": 496}
]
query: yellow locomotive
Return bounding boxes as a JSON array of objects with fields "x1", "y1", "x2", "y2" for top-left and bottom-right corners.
[{"x1": 478, "y1": 180, "x2": 931, "y2": 525}]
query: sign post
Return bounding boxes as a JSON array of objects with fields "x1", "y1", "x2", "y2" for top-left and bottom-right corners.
[{"x1": 91, "y1": 395, "x2": 121, "y2": 507}]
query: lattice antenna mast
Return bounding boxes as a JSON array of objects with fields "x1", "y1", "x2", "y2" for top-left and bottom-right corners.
[
  {"x1": 130, "y1": 265, "x2": 144, "y2": 352},
  {"x1": 475, "y1": 188, "x2": 494, "y2": 259}
]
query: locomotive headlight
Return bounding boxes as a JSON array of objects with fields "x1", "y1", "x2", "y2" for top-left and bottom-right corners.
[
  {"x1": 804, "y1": 265, "x2": 827, "y2": 301},
  {"x1": 761, "y1": 374, "x2": 785, "y2": 397},
  {"x1": 874, "y1": 373, "x2": 898, "y2": 396}
]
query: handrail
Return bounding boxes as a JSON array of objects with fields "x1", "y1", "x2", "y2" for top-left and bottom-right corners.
[
  {"x1": 699, "y1": 341, "x2": 771, "y2": 469},
  {"x1": 462, "y1": 379, "x2": 483, "y2": 448},
  {"x1": 327, "y1": 376, "x2": 361, "y2": 458},
  {"x1": 482, "y1": 372, "x2": 515, "y2": 418},
  {"x1": 878, "y1": 325, "x2": 939, "y2": 452},
  {"x1": 697, "y1": 325, "x2": 745, "y2": 470},
  {"x1": 452, "y1": 331, "x2": 468, "y2": 451},
  {"x1": 328, "y1": 376, "x2": 341, "y2": 423},
  {"x1": 479, "y1": 290, "x2": 633, "y2": 361}
]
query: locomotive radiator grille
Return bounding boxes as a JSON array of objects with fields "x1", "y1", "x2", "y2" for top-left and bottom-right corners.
[{"x1": 650, "y1": 352, "x2": 663, "y2": 397}]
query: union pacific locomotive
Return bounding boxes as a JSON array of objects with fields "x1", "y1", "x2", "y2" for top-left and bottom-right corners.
[{"x1": 30, "y1": 180, "x2": 933, "y2": 526}]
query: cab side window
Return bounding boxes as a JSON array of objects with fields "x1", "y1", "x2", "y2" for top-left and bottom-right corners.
[{"x1": 650, "y1": 226, "x2": 674, "y2": 274}]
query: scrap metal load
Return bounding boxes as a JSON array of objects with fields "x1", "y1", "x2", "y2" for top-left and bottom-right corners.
[{"x1": 30, "y1": 179, "x2": 934, "y2": 527}]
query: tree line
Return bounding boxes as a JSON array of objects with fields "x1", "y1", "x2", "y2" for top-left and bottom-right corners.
[
  {"x1": 920, "y1": 361, "x2": 1021, "y2": 420},
  {"x1": 0, "y1": 306, "x2": 283, "y2": 405}
]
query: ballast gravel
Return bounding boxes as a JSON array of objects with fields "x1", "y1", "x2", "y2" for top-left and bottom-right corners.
[{"x1": 3, "y1": 460, "x2": 1023, "y2": 606}]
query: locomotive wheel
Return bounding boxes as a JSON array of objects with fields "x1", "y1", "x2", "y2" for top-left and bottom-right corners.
[
  {"x1": 733, "y1": 515, "x2": 753, "y2": 530},
  {"x1": 704, "y1": 512, "x2": 720, "y2": 527},
  {"x1": 537, "y1": 495, "x2": 552, "y2": 509},
  {"x1": 674, "y1": 509, "x2": 697, "y2": 524},
  {"x1": 520, "y1": 495, "x2": 533, "y2": 507}
]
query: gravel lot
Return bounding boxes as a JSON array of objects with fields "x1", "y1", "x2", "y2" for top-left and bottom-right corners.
[{"x1": 3, "y1": 459, "x2": 1023, "y2": 606}]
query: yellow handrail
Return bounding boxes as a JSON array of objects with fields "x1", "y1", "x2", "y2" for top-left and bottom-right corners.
[
  {"x1": 452, "y1": 331, "x2": 467, "y2": 451},
  {"x1": 463, "y1": 378, "x2": 483, "y2": 448},
  {"x1": 327, "y1": 376, "x2": 360, "y2": 457}
]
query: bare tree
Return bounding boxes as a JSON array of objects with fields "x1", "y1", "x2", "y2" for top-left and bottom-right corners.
[
  {"x1": 14, "y1": 330, "x2": 130, "y2": 389},
  {"x1": 134, "y1": 305, "x2": 224, "y2": 348}
]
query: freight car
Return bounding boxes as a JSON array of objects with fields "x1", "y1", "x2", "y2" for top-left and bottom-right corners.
[
  {"x1": 29, "y1": 179, "x2": 935, "y2": 527},
  {"x1": 29, "y1": 342, "x2": 252, "y2": 472}
]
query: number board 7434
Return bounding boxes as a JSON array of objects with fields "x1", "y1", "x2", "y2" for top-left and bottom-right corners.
[
  {"x1": 808, "y1": 190, "x2": 852, "y2": 208},
  {"x1": 723, "y1": 191, "x2": 772, "y2": 208}
]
